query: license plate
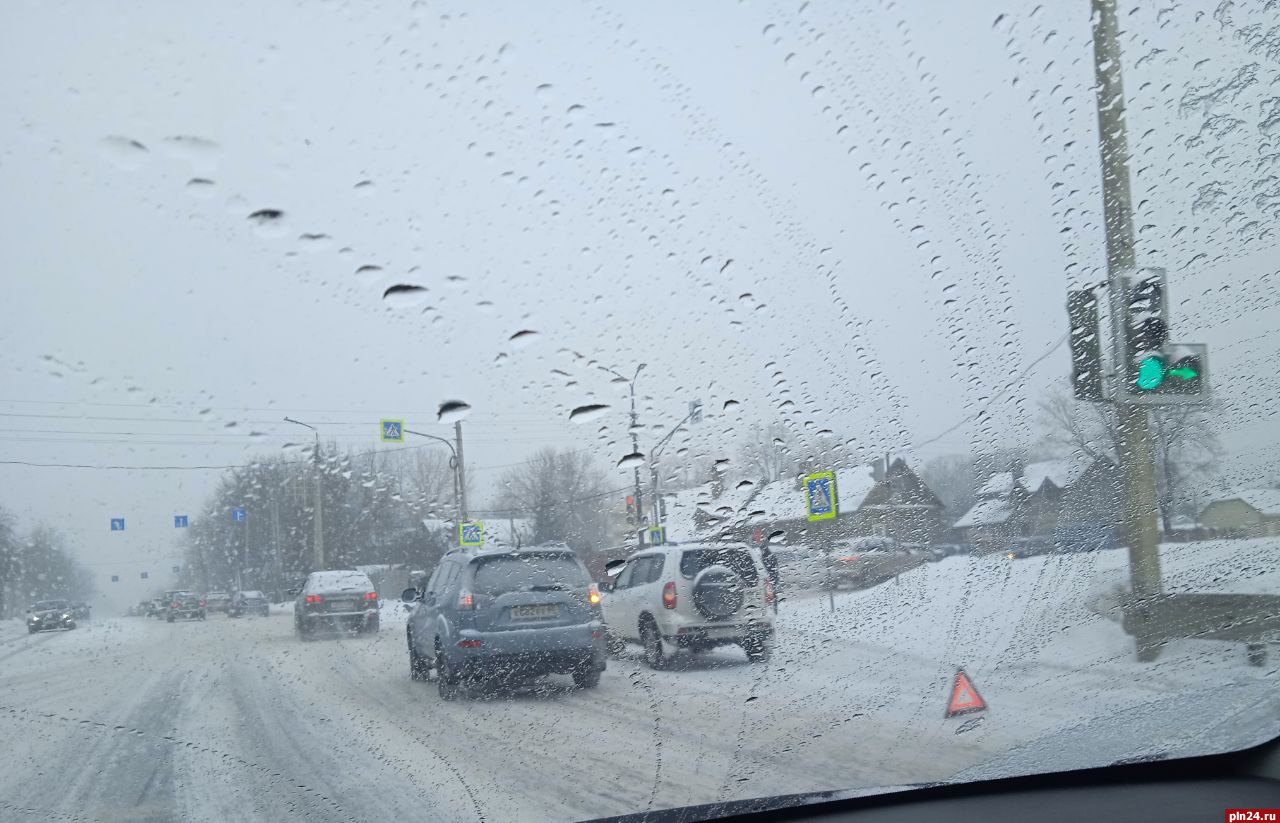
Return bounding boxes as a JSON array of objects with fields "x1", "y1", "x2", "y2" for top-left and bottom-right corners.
[{"x1": 510, "y1": 604, "x2": 559, "y2": 620}]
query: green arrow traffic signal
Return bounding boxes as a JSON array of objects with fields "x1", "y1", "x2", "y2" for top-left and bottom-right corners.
[
  {"x1": 1167, "y1": 363, "x2": 1198, "y2": 381},
  {"x1": 1135, "y1": 355, "x2": 1166, "y2": 390}
]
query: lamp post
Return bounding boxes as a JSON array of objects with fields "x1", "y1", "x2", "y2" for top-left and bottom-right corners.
[
  {"x1": 283, "y1": 417, "x2": 325, "y2": 570},
  {"x1": 405, "y1": 429, "x2": 462, "y2": 523}
]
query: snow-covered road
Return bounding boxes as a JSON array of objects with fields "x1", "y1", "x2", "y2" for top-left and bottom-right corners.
[{"x1": 1, "y1": 540, "x2": 1277, "y2": 821}]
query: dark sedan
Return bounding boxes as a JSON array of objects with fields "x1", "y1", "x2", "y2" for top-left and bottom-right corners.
[{"x1": 27, "y1": 600, "x2": 77, "y2": 633}]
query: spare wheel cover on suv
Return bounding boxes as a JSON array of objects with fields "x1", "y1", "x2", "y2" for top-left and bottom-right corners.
[{"x1": 692, "y1": 564, "x2": 745, "y2": 620}]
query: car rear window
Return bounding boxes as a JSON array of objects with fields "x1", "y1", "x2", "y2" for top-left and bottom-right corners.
[
  {"x1": 470, "y1": 554, "x2": 586, "y2": 596},
  {"x1": 679, "y1": 549, "x2": 759, "y2": 585},
  {"x1": 307, "y1": 571, "x2": 373, "y2": 592}
]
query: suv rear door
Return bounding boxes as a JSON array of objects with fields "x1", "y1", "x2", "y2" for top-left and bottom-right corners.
[{"x1": 467, "y1": 552, "x2": 593, "y2": 632}]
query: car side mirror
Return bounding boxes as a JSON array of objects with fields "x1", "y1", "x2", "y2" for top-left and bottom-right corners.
[
  {"x1": 598, "y1": 579, "x2": 615, "y2": 593},
  {"x1": 401, "y1": 587, "x2": 418, "y2": 603}
]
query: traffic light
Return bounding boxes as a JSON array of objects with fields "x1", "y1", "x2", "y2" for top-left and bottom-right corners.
[
  {"x1": 1120, "y1": 269, "x2": 1208, "y2": 403},
  {"x1": 625, "y1": 495, "x2": 637, "y2": 524},
  {"x1": 1067, "y1": 289, "x2": 1104, "y2": 402}
]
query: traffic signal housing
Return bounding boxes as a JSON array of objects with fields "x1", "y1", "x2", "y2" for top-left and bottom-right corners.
[
  {"x1": 1068, "y1": 289, "x2": 1104, "y2": 402},
  {"x1": 1120, "y1": 270, "x2": 1207, "y2": 403}
]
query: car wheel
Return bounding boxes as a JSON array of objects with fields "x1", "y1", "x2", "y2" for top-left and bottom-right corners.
[
  {"x1": 436, "y1": 646, "x2": 459, "y2": 700},
  {"x1": 408, "y1": 635, "x2": 430, "y2": 682},
  {"x1": 640, "y1": 619, "x2": 667, "y2": 670},
  {"x1": 66, "y1": 621, "x2": 77, "y2": 631},
  {"x1": 297, "y1": 622, "x2": 312, "y2": 642},
  {"x1": 572, "y1": 666, "x2": 601, "y2": 689},
  {"x1": 166, "y1": 614, "x2": 175, "y2": 623},
  {"x1": 742, "y1": 635, "x2": 772, "y2": 664}
]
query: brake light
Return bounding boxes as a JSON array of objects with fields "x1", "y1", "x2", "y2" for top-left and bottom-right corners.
[
  {"x1": 169, "y1": 602, "x2": 178, "y2": 609},
  {"x1": 304, "y1": 595, "x2": 322, "y2": 604},
  {"x1": 839, "y1": 555, "x2": 858, "y2": 563},
  {"x1": 457, "y1": 591, "x2": 475, "y2": 610},
  {"x1": 588, "y1": 584, "x2": 601, "y2": 606},
  {"x1": 456, "y1": 638, "x2": 482, "y2": 648},
  {"x1": 363, "y1": 592, "x2": 378, "y2": 601},
  {"x1": 764, "y1": 578, "x2": 775, "y2": 605},
  {"x1": 198, "y1": 599, "x2": 206, "y2": 607},
  {"x1": 662, "y1": 582, "x2": 677, "y2": 610}
]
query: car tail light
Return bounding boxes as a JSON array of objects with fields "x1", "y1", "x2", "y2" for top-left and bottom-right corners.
[
  {"x1": 457, "y1": 591, "x2": 475, "y2": 610},
  {"x1": 588, "y1": 584, "x2": 601, "y2": 605},
  {"x1": 456, "y1": 638, "x2": 482, "y2": 648},
  {"x1": 170, "y1": 602, "x2": 178, "y2": 609},
  {"x1": 839, "y1": 555, "x2": 858, "y2": 563},
  {"x1": 198, "y1": 599, "x2": 206, "y2": 607},
  {"x1": 764, "y1": 578, "x2": 775, "y2": 605},
  {"x1": 662, "y1": 582, "x2": 677, "y2": 610},
  {"x1": 363, "y1": 592, "x2": 378, "y2": 601},
  {"x1": 304, "y1": 594, "x2": 322, "y2": 604}
]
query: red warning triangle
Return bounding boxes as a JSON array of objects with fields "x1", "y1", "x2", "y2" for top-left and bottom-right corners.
[{"x1": 945, "y1": 669, "x2": 986, "y2": 718}]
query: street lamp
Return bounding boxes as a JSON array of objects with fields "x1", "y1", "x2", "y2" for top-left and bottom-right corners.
[
  {"x1": 600, "y1": 363, "x2": 647, "y2": 546},
  {"x1": 283, "y1": 417, "x2": 325, "y2": 570},
  {"x1": 405, "y1": 429, "x2": 463, "y2": 523}
]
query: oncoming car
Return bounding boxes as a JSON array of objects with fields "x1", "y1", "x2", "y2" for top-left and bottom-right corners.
[
  {"x1": 600, "y1": 543, "x2": 774, "y2": 668},
  {"x1": 27, "y1": 600, "x2": 77, "y2": 633},
  {"x1": 294, "y1": 570, "x2": 380, "y2": 639},
  {"x1": 403, "y1": 547, "x2": 607, "y2": 699}
]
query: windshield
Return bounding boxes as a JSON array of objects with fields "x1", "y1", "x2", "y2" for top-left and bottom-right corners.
[
  {"x1": 30, "y1": 601, "x2": 69, "y2": 611},
  {"x1": 2, "y1": 0, "x2": 1278, "y2": 820},
  {"x1": 471, "y1": 555, "x2": 586, "y2": 596}
]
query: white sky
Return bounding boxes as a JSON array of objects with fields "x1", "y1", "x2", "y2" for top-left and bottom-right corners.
[{"x1": 2, "y1": 0, "x2": 1277, "y2": 607}]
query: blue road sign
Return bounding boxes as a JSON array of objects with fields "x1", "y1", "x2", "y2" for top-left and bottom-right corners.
[
  {"x1": 111, "y1": 575, "x2": 119, "y2": 583},
  {"x1": 805, "y1": 471, "x2": 838, "y2": 522},
  {"x1": 231, "y1": 507, "x2": 246, "y2": 522},
  {"x1": 174, "y1": 515, "x2": 189, "y2": 528},
  {"x1": 459, "y1": 521, "x2": 483, "y2": 547},
  {"x1": 140, "y1": 571, "x2": 149, "y2": 580},
  {"x1": 380, "y1": 418, "x2": 405, "y2": 443},
  {"x1": 646, "y1": 525, "x2": 666, "y2": 546},
  {"x1": 110, "y1": 518, "x2": 125, "y2": 531}
]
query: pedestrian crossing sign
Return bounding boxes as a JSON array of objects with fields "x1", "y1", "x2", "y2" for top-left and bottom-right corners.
[
  {"x1": 459, "y1": 521, "x2": 483, "y2": 547},
  {"x1": 805, "y1": 471, "x2": 838, "y2": 522},
  {"x1": 380, "y1": 419, "x2": 405, "y2": 443}
]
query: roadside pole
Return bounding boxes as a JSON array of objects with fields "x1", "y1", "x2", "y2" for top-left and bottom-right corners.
[
  {"x1": 313, "y1": 435, "x2": 325, "y2": 571},
  {"x1": 454, "y1": 421, "x2": 468, "y2": 520},
  {"x1": 1091, "y1": 0, "x2": 1163, "y2": 658}
]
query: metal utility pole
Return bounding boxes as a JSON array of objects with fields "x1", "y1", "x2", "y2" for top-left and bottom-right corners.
[
  {"x1": 602, "y1": 363, "x2": 647, "y2": 546},
  {"x1": 406, "y1": 428, "x2": 462, "y2": 523},
  {"x1": 454, "y1": 421, "x2": 468, "y2": 520},
  {"x1": 284, "y1": 417, "x2": 325, "y2": 570},
  {"x1": 1091, "y1": 0, "x2": 1163, "y2": 617}
]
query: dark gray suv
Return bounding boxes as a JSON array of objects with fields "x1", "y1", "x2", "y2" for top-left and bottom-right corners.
[{"x1": 402, "y1": 546, "x2": 607, "y2": 699}]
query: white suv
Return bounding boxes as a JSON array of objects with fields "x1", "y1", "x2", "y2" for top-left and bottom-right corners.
[{"x1": 600, "y1": 543, "x2": 775, "y2": 668}]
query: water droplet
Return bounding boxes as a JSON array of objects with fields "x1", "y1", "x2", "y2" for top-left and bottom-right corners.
[
  {"x1": 723, "y1": 399, "x2": 740, "y2": 411},
  {"x1": 185, "y1": 178, "x2": 216, "y2": 199},
  {"x1": 382, "y1": 283, "x2": 429, "y2": 307},
  {"x1": 509, "y1": 329, "x2": 539, "y2": 348},
  {"x1": 437, "y1": 400, "x2": 472, "y2": 424},
  {"x1": 98, "y1": 135, "x2": 149, "y2": 170},
  {"x1": 353, "y1": 179, "x2": 376, "y2": 196},
  {"x1": 569, "y1": 404, "x2": 610, "y2": 423},
  {"x1": 247, "y1": 209, "x2": 288, "y2": 238},
  {"x1": 617, "y1": 452, "x2": 645, "y2": 469}
]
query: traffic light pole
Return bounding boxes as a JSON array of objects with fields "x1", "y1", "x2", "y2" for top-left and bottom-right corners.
[{"x1": 1091, "y1": 0, "x2": 1163, "y2": 654}]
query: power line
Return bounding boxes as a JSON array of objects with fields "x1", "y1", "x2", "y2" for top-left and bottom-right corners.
[{"x1": 913, "y1": 332, "x2": 1068, "y2": 451}]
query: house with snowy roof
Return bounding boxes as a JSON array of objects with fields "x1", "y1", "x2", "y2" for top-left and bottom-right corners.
[
  {"x1": 953, "y1": 458, "x2": 1122, "y2": 550},
  {"x1": 661, "y1": 457, "x2": 945, "y2": 549},
  {"x1": 1200, "y1": 489, "x2": 1280, "y2": 537}
]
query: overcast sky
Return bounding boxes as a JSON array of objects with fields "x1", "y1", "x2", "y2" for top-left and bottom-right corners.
[{"x1": 3, "y1": 0, "x2": 1277, "y2": 606}]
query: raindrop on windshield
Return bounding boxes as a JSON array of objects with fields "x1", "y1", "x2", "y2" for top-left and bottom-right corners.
[
  {"x1": 617, "y1": 452, "x2": 645, "y2": 469},
  {"x1": 437, "y1": 400, "x2": 472, "y2": 424},
  {"x1": 382, "y1": 284, "x2": 429, "y2": 307},
  {"x1": 569, "y1": 404, "x2": 610, "y2": 424}
]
